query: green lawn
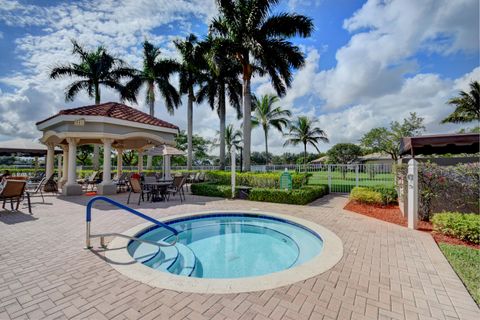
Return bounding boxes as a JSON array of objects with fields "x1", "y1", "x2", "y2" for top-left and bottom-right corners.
[
  {"x1": 438, "y1": 243, "x2": 480, "y2": 305},
  {"x1": 307, "y1": 171, "x2": 394, "y2": 192}
]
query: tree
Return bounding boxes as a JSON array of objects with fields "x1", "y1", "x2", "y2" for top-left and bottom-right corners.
[
  {"x1": 252, "y1": 95, "x2": 291, "y2": 164},
  {"x1": 327, "y1": 143, "x2": 362, "y2": 164},
  {"x1": 442, "y1": 81, "x2": 480, "y2": 124},
  {"x1": 196, "y1": 37, "x2": 242, "y2": 170},
  {"x1": 360, "y1": 112, "x2": 426, "y2": 161},
  {"x1": 122, "y1": 150, "x2": 137, "y2": 166},
  {"x1": 175, "y1": 34, "x2": 203, "y2": 170},
  {"x1": 211, "y1": 0, "x2": 314, "y2": 171},
  {"x1": 76, "y1": 145, "x2": 93, "y2": 166},
  {"x1": 50, "y1": 40, "x2": 135, "y2": 104},
  {"x1": 284, "y1": 116, "x2": 329, "y2": 165},
  {"x1": 215, "y1": 124, "x2": 242, "y2": 154},
  {"x1": 126, "y1": 41, "x2": 181, "y2": 116},
  {"x1": 175, "y1": 131, "x2": 211, "y2": 165}
]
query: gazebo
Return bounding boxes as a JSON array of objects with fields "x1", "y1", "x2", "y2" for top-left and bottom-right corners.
[{"x1": 36, "y1": 102, "x2": 179, "y2": 195}]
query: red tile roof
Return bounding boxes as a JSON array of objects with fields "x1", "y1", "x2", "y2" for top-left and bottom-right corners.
[{"x1": 36, "y1": 102, "x2": 179, "y2": 130}]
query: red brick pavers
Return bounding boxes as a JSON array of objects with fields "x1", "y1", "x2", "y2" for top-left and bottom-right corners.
[{"x1": 0, "y1": 193, "x2": 478, "y2": 320}]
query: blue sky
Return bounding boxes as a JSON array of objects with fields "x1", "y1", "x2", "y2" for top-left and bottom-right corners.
[{"x1": 0, "y1": 0, "x2": 478, "y2": 153}]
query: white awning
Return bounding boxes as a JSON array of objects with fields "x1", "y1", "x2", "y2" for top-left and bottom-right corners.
[{"x1": 145, "y1": 145, "x2": 185, "y2": 156}]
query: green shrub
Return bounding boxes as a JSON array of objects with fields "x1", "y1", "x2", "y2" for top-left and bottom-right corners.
[
  {"x1": 349, "y1": 187, "x2": 383, "y2": 204},
  {"x1": 205, "y1": 171, "x2": 309, "y2": 189},
  {"x1": 369, "y1": 185, "x2": 398, "y2": 204},
  {"x1": 249, "y1": 185, "x2": 328, "y2": 205},
  {"x1": 190, "y1": 182, "x2": 328, "y2": 205},
  {"x1": 190, "y1": 183, "x2": 233, "y2": 198},
  {"x1": 432, "y1": 212, "x2": 480, "y2": 244}
]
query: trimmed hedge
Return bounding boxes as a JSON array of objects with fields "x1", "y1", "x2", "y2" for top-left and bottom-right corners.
[
  {"x1": 205, "y1": 171, "x2": 310, "y2": 189},
  {"x1": 431, "y1": 212, "x2": 480, "y2": 244},
  {"x1": 249, "y1": 185, "x2": 328, "y2": 205},
  {"x1": 349, "y1": 185, "x2": 397, "y2": 205},
  {"x1": 349, "y1": 187, "x2": 383, "y2": 204},
  {"x1": 191, "y1": 182, "x2": 328, "y2": 205},
  {"x1": 190, "y1": 183, "x2": 233, "y2": 198}
]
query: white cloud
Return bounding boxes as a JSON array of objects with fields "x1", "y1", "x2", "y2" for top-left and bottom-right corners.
[{"x1": 315, "y1": 0, "x2": 479, "y2": 108}]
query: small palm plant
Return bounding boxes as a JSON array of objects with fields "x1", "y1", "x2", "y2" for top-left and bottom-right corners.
[
  {"x1": 442, "y1": 80, "x2": 480, "y2": 124},
  {"x1": 252, "y1": 95, "x2": 291, "y2": 164},
  {"x1": 284, "y1": 116, "x2": 329, "y2": 166},
  {"x1": 50, "y1": 40, "x2": 135, "y2": 104},
  {"x1": 126, "y1": 41, "x2": 181, "y2": 116}
]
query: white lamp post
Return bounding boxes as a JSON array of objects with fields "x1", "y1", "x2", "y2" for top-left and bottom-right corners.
[{"x1": 231, "y1": 146, "x2": 236, "y2": 199}]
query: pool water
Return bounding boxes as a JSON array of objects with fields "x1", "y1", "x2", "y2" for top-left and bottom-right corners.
[{"x1": 127, "y1": 214, "x2": 324, "y2": 279}]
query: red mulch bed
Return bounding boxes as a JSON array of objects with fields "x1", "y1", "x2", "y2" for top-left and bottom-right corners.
[{"x1": 344, "y1": 200, "x2": 479, "y2": 249}]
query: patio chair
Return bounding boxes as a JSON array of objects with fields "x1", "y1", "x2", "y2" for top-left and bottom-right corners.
[
  {"x1": 78, "y1": 171, "x2": 100, "y2": 191},
  {"x1": 29, "y1": 171, "x2": 45, "y2": 183},
  {"x1": 0, "y1": 179, "x2": 30, "y2": 212},
  {"x1": 166, "y1": 176, "x2": 186, "y2": 202},
  {"x1": 127, "y1": 177, "x2": 151, "y2": 205},
  {"x1": 114, "y1": 172, "x2": 129, "y2": 193},
  {"x1": 197, "y1": 172, "x2": 206, "y2": 182}
]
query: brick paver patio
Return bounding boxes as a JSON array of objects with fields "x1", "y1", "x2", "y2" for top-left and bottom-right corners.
[{"x1": 0, "y1": 192, "x2": 478, "y2": 320}]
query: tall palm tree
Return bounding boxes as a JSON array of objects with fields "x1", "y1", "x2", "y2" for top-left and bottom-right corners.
[
  {"x1": 197, "y1": 37, "x2": 242, "y2": 170},
  {"x1": 50, "y1": 40, "x2": 135, "y2": 170},
  {"x1": 224, "y1": 124, "x2": 243, "y2": 153},
  {"x1": 284, "y1": 116, "x2": 329, "y2": 165},
  {"x1": 50, "y1": 40, "x2": 135, "y2": 104},
  {"x1": 252, "y1": 94, "x2": 291, "y2": 164},
  {"x1": 175, "y1": 34, "x2": 203, "y2": 170},
  {"x1": 442, "y1": 80, "x2": 480, "y2": 124},
  {"x1": 126, "y1": 41, "x2": 181, "y2": 116},
  {"x1": 211, "y1": 0, "x2": 314, "y2": 171}
]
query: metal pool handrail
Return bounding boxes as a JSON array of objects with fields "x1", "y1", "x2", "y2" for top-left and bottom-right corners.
[{"x1": 85, "y1": 196, "x2": 178, "y2": 249}]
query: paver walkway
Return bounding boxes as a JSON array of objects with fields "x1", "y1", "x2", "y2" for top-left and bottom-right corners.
[{"x1": 0, "y1": 193, "x2": 478, "y2": 320}]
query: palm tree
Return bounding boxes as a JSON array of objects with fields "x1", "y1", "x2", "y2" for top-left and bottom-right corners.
[
  {"x1": 196, "y1": 37, "x2": 242, "y2": 170},
  {"x1": 50, "y1": 40, "x2": 135, "y2": 104},
  {"x1": 224, "y1": 124, "x2": 243, "y2": 153},
  {"x1": 174, "y1": 34, "x2": 203, "y2": 170},
  {"x1": 252, "y1": 95, "x2": 291, "y2": 164},
  {"x1": 126, "y1": 41, "x2": 181, "y2": 116},
  {"x1": 50, "y1": 40, "x2": 135, "y2": 170},
  {"x1": 284, "y1": 116, "x2": 329, "y2": 165},
  {"x1": 442, "y1": 81, "x2": 480, "y2": 124},
  {"x1": 211, "y1": 0, "x2": 314, "y2": 171}
]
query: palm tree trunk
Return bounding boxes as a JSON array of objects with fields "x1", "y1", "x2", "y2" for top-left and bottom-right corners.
[
  {"x1": 219, "y1": 82, "x2": 226, "y2": 170},
  {"x1": 242, "y1": 74, "x2": 252, "y2": 171},
  {"x1": 94, "y1": 82, "x2": 100, "y2": 105},
  {"x1": 187, "y1": 89, "x2": 194, "y2": 170},
  {"x1": 93, "y1": 82, "x2": 101, "y2": 170},
  {"x1": 264, "y1": 127, "x2": 268, "y2": 165},
  {"x1": 304, "y1": 143, "x2": 307, "y2": 168},
  {"x1": 147, "y1": 83, "x2": 155, "y2": 116},
  {"x1": 146, "y1": 84, "x2": 155, "y2": 170}
]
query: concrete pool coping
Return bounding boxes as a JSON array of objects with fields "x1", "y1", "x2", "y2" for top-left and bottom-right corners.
[{"x1": 105, "y1": 210, "x2": 344, "y2": 294}]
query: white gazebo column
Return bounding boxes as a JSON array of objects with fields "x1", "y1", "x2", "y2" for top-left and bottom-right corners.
[
  {"x1": 93, "y1": 145, "x2": 100, "y2": 170},
  {"x1": 116, "y1": 148, "x2": 123, "y2": 178},
  {"x1": 146, "y1": 155, "x2": 153, "y2": 170},
  {"x1": 97, "y1": 139, "x2": 116, "y2": 195},
  {"x1": 57, "y1": 154, "x2": 62, "y2": 180},
  {"x1": 59, "y1": 145, "x2": 68, "y2": 188},
  {"x1": 45, "y1": 142, "x2": 55, "y2": 179},
  {"x1": 63, "y1": 138, "x2": 82, "y2": 195},
  {"x1": 138, "y1": 150, "x2": 144, "y2": 173},
  {"x1": 163, "y1": 155, "x2": 171, "y2": 180}
]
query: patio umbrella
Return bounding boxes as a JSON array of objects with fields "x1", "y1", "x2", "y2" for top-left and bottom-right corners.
[{"x1": 145, "y1": 145, "x2": 185, "y2": 180}]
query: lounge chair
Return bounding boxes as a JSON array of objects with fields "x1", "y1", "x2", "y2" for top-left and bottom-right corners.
[
  {"x1": 166, "y1": 176, "x2": 186, "y2": 202},
  {"x1": 78, "y1": 171, "x2": 99, "y2": 191},
  {"x1": 0, "y1": 180, "x2": 31, "y2": 213},
  {"x1": 113, "y1": 172, "x2": 129, "y2": 193}
]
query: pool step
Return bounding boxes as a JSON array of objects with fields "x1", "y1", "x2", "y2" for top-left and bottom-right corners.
[
  {"x1": 144, "y1": 245, "x2": 178, "y2": 271},
  {"x1": 128, "y1": 241, "x2": 160, "y2": 263},
  {"x1": 168, "y1": 243, "x2": 196, "y2": 277}
]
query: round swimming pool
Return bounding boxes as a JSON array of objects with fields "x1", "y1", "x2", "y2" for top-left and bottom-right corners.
[
  {"x1": 127, "y1": 214, "x2": 323, "y2": 279},
  {"x1": 107, "y1": 211, "x2": 343, "y2": 293}
]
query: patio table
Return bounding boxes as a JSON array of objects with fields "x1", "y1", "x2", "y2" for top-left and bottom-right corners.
[{"x1": 143, "y1": 181, "x2": 172, "y2": 202}]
